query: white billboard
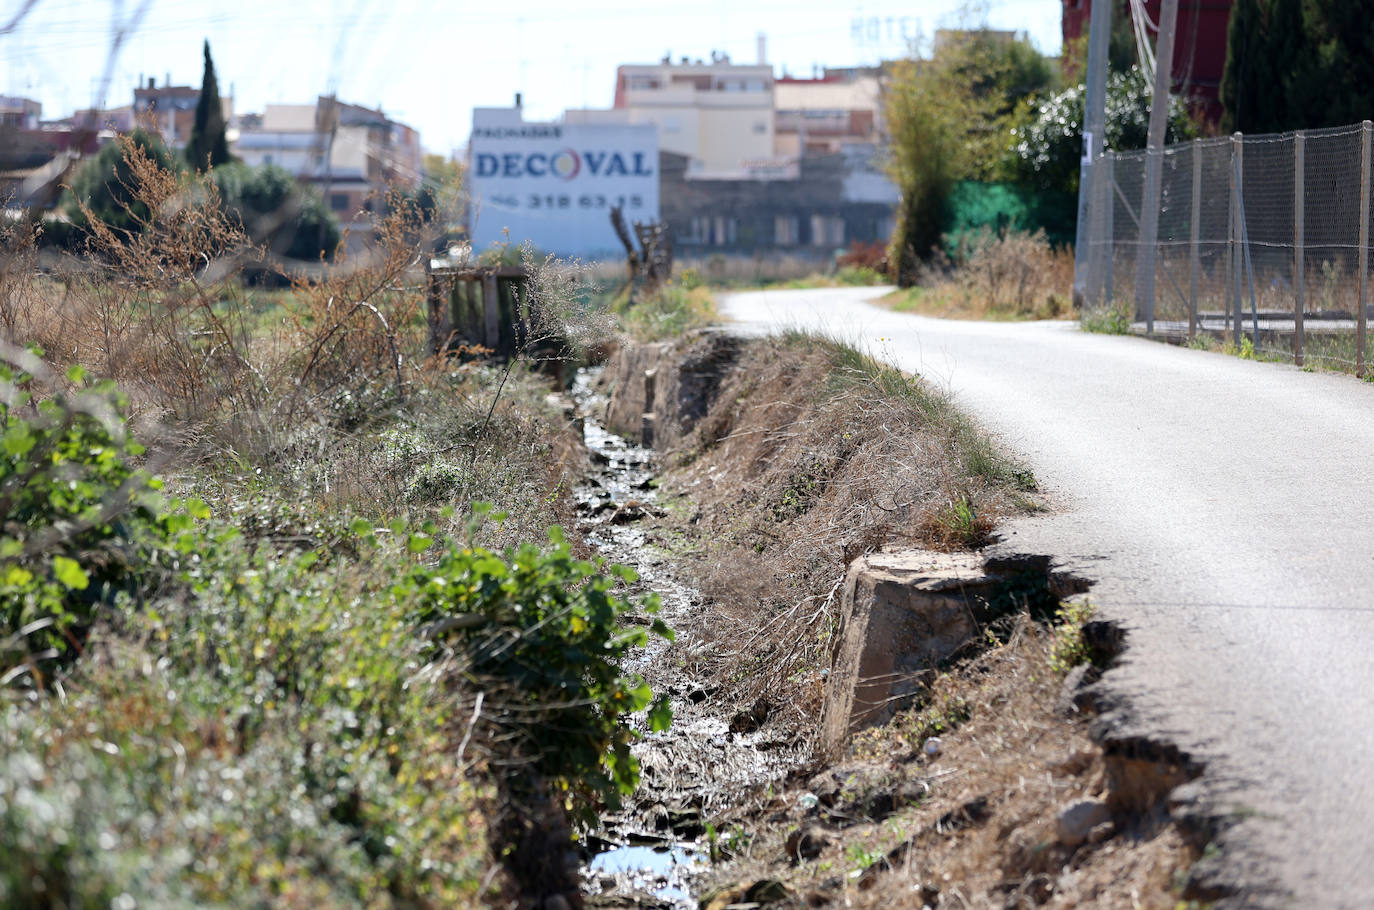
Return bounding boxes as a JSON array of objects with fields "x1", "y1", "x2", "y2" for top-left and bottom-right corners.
[{"x1": 468, "y1": 116, "x2": 659, "y2": 260}]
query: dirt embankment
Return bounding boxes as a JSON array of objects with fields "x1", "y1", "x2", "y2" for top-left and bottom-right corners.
[{"x1": 585, "y1": 331, "x2": 1222, "y2": 910}]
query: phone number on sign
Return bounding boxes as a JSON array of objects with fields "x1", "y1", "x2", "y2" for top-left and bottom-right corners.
[{"x1": 521, "y1": 194, "x2": 645, "y2": 210}]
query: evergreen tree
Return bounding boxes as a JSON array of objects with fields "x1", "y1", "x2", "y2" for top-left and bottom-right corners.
[
  {"x1": 1305, "y1": 0, "x2": 1374, "y2": 127},
  {"x1": 1220, "y1": 0, "x2": 1268, "y2": 133},
  {"x1": 1221, "y1": 0, "x2": 1374, "y2": 133},
  {"x1": 1264, "y1": 0, "x2": 1308, "y2": 132},
  {"x1": 186, "y1": 40, "x2": 231, "y2": 171},
  {"x1": 64, "y1": 129, "x2": 178, "y2": 238}
]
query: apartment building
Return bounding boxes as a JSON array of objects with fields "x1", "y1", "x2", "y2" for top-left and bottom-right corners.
[
  {"x1": 566, "y1": 52, "x2": 775, "y2": 179},
  {"x1": 235, "y1": 96, "x2": 422, "y2": 220},
  {"x1": 773, "y1": 67, "x2": 882, "y2": 159},
  {"x1": 0, "y1": 96, "x2": 41, "y2": 130},
  {"x1": 132, "y1": 79, "x2": 232, "y2": 149}
]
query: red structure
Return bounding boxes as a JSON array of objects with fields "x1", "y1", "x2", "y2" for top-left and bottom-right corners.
[{"x1": 1062, "y1": 0, "x2": 1234, "y2": 124}]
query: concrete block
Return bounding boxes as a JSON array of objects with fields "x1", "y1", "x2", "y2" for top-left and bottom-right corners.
[{"x1": 819, "y1": 549, "x2": 1002, "y2": 756}]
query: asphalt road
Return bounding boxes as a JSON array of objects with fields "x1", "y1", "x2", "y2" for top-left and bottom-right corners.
[{"x1": 720, "y1": 286, "x2": 1374, "y2": 908}]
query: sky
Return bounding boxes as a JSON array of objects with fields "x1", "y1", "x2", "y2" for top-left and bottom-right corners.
[{"x1": 1, "y1": 0, "x2": 1065, "y2": 156}]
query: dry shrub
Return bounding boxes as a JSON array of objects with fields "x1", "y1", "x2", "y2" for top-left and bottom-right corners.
[
  {"x1": 3, "y1": 137, "x2": 591, "y2": 541},
  {"x1": 892, "y1": 228, "x2": 1075, "y2": 320},
  {"x1": 663, "y1": 332, "x2": 1032, "y2": 732},
  {"x1": 696, "y1": 619, "x2": 1196, "y2": 910}
]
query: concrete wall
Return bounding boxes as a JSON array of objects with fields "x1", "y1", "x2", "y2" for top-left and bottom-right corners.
[{"x1": 660, "y1": 147, "x2": 897, "y2": 254}]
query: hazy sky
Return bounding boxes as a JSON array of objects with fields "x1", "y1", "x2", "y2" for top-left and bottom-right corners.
[{"x1": 1, "y1": 0, "x2": 1065, "y2": 155}]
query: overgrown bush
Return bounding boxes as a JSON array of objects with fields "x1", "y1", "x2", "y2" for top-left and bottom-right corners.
[
  {"x1": 0, "y1": 350, "x2": 174, "y2": 667},
  {"x1": 616, "y1": 281, "x2": 717, "y2": 341}
]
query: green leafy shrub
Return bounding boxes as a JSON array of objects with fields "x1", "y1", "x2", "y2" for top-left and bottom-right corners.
[
  {"x1": 0, "y1": 353, "x2": 176, "y2": 665},
  {"x1": 396, "y1": 511, "x2": 673, "y2": 820}
]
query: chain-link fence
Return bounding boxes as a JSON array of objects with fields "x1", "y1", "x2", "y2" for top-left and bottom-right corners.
[{"x1": 1078, "y1": 120, "x2": 1374, "y2": 374}]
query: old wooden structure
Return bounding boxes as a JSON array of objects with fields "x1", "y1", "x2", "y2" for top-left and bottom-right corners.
[{"x1": 426, "y1": 264, "x2": 534, "y2": 358}]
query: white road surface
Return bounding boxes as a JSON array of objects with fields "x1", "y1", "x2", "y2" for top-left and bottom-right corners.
[{"x1": 721, "y1": 286, "x2": 1374, "y2": 908}]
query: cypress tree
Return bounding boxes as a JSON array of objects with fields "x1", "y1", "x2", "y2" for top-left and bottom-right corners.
[
  {"x1": 187, "y1": 40, "x2": 231, "y2": 171},
  {"x1": 1306, "y1": 0, "x2": 1374, "y2": 128},
  {"x1": 1220, "y1": 0, "x2": 1268, "y2": 133}
]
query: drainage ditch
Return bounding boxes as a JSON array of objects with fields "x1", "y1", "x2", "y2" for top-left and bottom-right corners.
[{"x1": 570, "y1": 367, "x2": 807, "y2": 909}]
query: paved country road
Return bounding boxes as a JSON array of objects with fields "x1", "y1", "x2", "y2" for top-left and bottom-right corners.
[{"x1": 721, "y1": 286, "x2": 1374, "y2": 909}]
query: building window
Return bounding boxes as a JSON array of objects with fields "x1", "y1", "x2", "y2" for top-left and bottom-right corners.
[
  {"x1": 810, "y1": 214, "x2": 845, "y2": 247},
  {"x1": 264, "y1": 154, "x2": 273, "y2": 165},
  {"x1": 753, "y1": 121, "x2": 767, "y2": 134},
  {"x1": 775, "y1": 215, "x2": 799, "y2": 246},
  {"x1": 330, "y1": 193, "x2": 350, "y2": 212},
  {"x1": 712, "y1": 216, "x2": 737, "y2": 246}
]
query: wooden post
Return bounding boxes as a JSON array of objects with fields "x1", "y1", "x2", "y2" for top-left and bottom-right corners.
[
  {"x1": 1359, "y1": 121, "x2": 1371, "y2": 378},
  {"x1": 1294, "y1": 132, "x2": 1305, "y2": 367},
  {"x1": 482, "y1": 272, "x2": 501, "y2": 351},
  {"x1": 1189, "y1": 139, "x2": 1201, "y2": 341}
]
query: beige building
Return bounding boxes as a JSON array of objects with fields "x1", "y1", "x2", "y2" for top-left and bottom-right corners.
[
  {"x1": 566, "y1": 53, "x2": 774, "y2": 179},
  {"x1": 235, "y1": 97, "x2": 422, "y2": 220},
  {"x1": 773, "y1": 68, "x2": 882, "y2": 159}
]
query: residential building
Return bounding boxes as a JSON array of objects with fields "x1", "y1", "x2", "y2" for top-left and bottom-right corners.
[
  {"x1": 774, "y1": 67, "x2": 882, "y2": 159},
  {"x1": 1062, "y1": 0, "x2": 1233, "y2": 122},
  {"x1": 132, "y1": 78, "x2": 232, "y2": 149},
  {"x1": 234, "y1": 96, "x2": 422, "y2": 221},
  {"x1": 0, "y1": 96, "x2": 41, "y2": 129},
  {"x1": 661, "y1": 143, "x2": 896, "y2": 256},
  {"x1": 566, "y1": 52, "x2": 775, "y2": 179}
]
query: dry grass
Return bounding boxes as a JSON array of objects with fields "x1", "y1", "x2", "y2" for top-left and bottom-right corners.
[
  {"x1": 696, "y1": 617, "x2": 1198, "y2": 910},
  {"x1": 657, "y1": 332, "x2": 1034, "y2": 732},
  {"x1": 886, "y1": 229, "x2": 1075, "y2": 321}
]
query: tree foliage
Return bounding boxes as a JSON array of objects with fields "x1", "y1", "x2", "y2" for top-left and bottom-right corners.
[
  {"x1": 1011, "y1": 67, "x2": 1196, "y2": 195},
  {"x1": 64, "y1": 129, "x2": 178, "y2": 237},
  {"x1": 213, "y1": 162, "x2": 341, "y2": 261},
  {"x1": 186, "y1": 40, "x2": 231, "y2": 171},
  {"x1": 883, "y1": 30, "x2": 1057, "y2": 285},
  {"x1": 1221, "y1": 0, "x2": 1374, "y2": 133}
]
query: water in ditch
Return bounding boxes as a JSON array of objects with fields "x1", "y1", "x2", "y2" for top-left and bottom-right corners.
[{"x1": 569, "y1": 367, "x2": 806, "y2": 909}]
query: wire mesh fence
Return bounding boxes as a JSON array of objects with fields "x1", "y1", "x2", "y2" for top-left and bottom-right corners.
[{"x1": 1079, "y1": 120, "x2": 1374, "y2": 374}]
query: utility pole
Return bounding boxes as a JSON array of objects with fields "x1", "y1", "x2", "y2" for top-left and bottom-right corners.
[
  {"x1": 1134, "y1": 0, "x2": 1180, "y2": 335},
  {"x1": 1072, "y1": 0, "x2": 1112, "y2": 307}
]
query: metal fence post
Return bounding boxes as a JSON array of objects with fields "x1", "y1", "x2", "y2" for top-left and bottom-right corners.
[
  {"x1": 1294, "y1": 132, "x2": 1305, "y2": 366},
  {"x1": 1359, "y1": 121, "x2": 1371, "y2": 378},
  {"x1": 1236, "y1": 134, "x2": 1247, "y2": 347},
  {"x1": 1102, "y1": 152, "x2": 1115, "y2": 307},
  {"x1": 1190, "y1": 139, "x2": 1201, "y2": 341}
]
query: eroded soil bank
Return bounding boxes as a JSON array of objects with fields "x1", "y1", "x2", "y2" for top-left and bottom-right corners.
[{"x1": 571, "y1": 332, "x2": 1220, "y2": 910}]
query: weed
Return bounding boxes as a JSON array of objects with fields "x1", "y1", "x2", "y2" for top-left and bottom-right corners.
[
  {"x1": 1080, "y1": 300, "x2": 1134, "y2": 334},
  {"x1": 846, "y1": 843, "x2": 886, "y2": 871},
  {"x1": 1048, "y1": 599, "x2": 1098, "y2": 674}
]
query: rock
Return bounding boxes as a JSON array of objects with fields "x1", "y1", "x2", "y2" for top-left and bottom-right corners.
[
  {"x1": 1087, "y1": 820, "x2": 1116, "y2": 844},
  {"x1": 1055, "y1": 798, "x2": 1112, "y2": 847},
  {"x1": 818, "y1": 550, "x2": 999, "y2": 755},
  {"x1": 745, "y1": 879, "x2": 791, "y2": 904},
  {"x1": 728, "y1": 698, "x2": 770, "y2": 734},
  {"x1": 806, "y1": 763, "x2": 929, "y2": 824},
  {"x1": 785, "y1": 824, "x2": 834, "y2": 861},
  {"x1": 1047, "y1": 748, "x2": 1097, "y2": 777},
  {"x1": 610, "y1": 501, "x2": 652, "y2": 524},
  {"x1": 1055, "y1": 663, "x2": 1096, "y2": 717}
]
